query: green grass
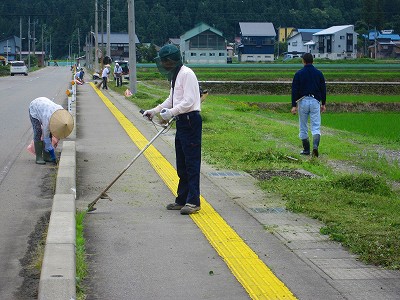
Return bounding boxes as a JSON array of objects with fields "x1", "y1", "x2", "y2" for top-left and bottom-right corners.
[
  {"x1": 76, "y1": 211, "x2": 88, "y2": 300},
  {"x1": 121, "y1": 81, "x2": 400, "y2": 269},
  {"x1": 206, "y1": 94, "x2": 400, "y2": 103},
  {"x1": 323, "y1": 112, "x2": 400, "y2": 143}
]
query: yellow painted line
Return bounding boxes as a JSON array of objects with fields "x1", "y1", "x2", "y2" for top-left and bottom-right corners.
[{"x1": 90, "y1": 83, "x2": 297, "y2": 300}]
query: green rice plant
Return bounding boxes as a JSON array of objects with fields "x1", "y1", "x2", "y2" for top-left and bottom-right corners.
[{"x1": 323, "y1": 112, "x2": 400, "y2": 143}]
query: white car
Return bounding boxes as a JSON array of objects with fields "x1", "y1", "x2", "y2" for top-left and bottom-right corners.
[{"x1": 10, "y1": 61, "x2": 28, "y2": 76}]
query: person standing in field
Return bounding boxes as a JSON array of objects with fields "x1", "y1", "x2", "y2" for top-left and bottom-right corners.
[{"x1": 291, "y1": 53, "x2": 326, "y2": 158}]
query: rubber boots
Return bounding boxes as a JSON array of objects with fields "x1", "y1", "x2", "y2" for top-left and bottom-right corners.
[
  {"x1": 300, "y1": 138, "x2": 310, "y2": 155},
  {"x1": 34, "y1": 141, "x2": 46, "y2": 165},
  {"x1": 312, "y1": 134, "x2": 320, "y2": 157}
]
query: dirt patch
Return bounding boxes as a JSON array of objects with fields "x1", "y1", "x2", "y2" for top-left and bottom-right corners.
[
  {"x1": 14, "y1": 212, "x2": 50, "y2": 300},
  {"x1": 15, "y1": 168, "x2": 56, "y2": 299},
  {"x1": 250, "y1": 169, "x2": 314, "y2": 180}
]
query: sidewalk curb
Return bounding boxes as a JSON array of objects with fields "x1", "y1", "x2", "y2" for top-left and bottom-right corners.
[{"x1": 38, "y1": 83, "x2": 77, "y2": 300}]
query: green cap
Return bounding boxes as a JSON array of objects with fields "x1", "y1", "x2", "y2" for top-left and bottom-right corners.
[{"x1": 156, "y1": 44, "x2": 181, "y2": 62}]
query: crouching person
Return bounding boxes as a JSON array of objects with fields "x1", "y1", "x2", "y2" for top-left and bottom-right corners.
[{"x1": 29, "y1": 97, "x2": 74, "y2": 164}]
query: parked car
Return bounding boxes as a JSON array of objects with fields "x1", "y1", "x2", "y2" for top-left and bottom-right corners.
[{"x1": 10, "y1": 61, "x2": 28, "y2": 76}]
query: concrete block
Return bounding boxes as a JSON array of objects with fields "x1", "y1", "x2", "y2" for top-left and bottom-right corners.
[
  {"x1": 38, "y1": 244, "x2": 76, "y2": 300},
  {"x1": 55, "y1": 167, "x2": 76, "y2": 195},
  {"x1": 46, "y1": 212, "x2": 76, "y2": 245},
  {"x1": 52, "y1": 194, "x2": 76, "y2": 213}
]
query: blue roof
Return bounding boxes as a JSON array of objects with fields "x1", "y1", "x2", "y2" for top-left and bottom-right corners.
[{"x1": 298, "y1": 29, "x2": 323, "y2": 33}]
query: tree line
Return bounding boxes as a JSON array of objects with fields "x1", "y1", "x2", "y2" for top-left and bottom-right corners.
[{"x1": 0, "y1": 0, "x2": 399, "y2": 59}]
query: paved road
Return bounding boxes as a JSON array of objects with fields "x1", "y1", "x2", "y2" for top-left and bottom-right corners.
[{"x1": 0, "y1": 67, "x2": 71, "y2": 299}]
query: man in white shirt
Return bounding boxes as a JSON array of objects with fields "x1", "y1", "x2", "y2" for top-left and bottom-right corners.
[
  {"x1": 143, "y1": 44, "x2": 202, "y2": 215},
  {"x1": 102, "y1": 65, "x2": 110, "y2": 90},
  {"x1": 114, "y1": 63, "x2": 123, "y2": 87}
]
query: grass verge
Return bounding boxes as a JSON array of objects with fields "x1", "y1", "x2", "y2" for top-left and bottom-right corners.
[
  {"x1": 76, "y1": 211, "x2": 88, "y2": 300},
  {"x1": 122, "y1": 81, "x2": 400, "y2": 269}
]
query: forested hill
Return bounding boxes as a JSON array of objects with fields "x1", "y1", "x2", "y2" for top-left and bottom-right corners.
[{"x1": 1, "y1": 0, "x2": 399, "y2": 59}]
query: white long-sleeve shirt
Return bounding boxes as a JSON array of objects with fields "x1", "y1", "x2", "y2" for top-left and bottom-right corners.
[
  {"x1": 29, "y1": 97, "x2": 63, "y2": 139},
  {"x1": 155, "y1": 65, "x2": 201, "y2": 116},
  {"x1": 102, "y1": 67, "x2": 110, "y2": 78}
]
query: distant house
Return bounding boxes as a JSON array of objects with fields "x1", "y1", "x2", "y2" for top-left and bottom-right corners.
[
  {"x1": 367, "y1": 30, "x2": 400, "y2": 58},
  {"x1": 277, "y1": 27, "x2": 295, "y2": 42},
  {"x1": 94, "y1": 32, "x2": 140, "y2": 61},
  {"x1": 180, "y1": 22, "x2": 227, "y2": 64},
  {"x1": 369, "y1": 40, "x2": 400, "y2": 59},
  {"x1": 312, "y1": 25, "x2": 357, "y2": 59},
  {"x1": 0, "y1": 36, "x2": 22, "y2": 62},
  {"x1": 286, "y1": 29, "x2": 323, "y2": 55},
  {"x1": 167, "y1": 38, "x2": 180, "y2": 48},
  {"x1": 238, "y1": 22, "x2": 276, "y2": 62}
]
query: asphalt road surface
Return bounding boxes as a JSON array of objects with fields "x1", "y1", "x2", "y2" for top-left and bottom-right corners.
[{"x1": 0, "y1": 67, "x2": 71, "y2": 299}]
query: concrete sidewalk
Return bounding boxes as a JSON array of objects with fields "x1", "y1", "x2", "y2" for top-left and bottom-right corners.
[{"x1": 71, "y1": 81, "x2": 400, "y2": 299}]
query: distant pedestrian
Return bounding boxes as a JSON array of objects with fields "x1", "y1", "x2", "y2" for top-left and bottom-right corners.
[
  {"x1": 142, "y1": 44, "x2": 202, "y2": 215},
  {"x1": 102, "y1": 65, "x2": 110, "y2": 90},
  {"x1": 29, "y1": 97, "x2": 74, "y2": 164},
  {"x1": 74, "y1": 68, "x2": 85, "y2": 85},
  {"x1": 114, "y1": 63, "x2": 123, "y2": 87},
  {"x1": 291, "y1": 53, "x2": 326, "y2": 157}
]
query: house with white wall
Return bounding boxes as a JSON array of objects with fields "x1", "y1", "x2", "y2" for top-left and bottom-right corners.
[
  {"x1": 286, "y1": 29, "x2": 323, "y2": 55},
  {"x1": 180, "y1": 22, "x2": 227, "y2": 64},
  {"x1": 312, "y1": 25, "x2": 357, "y2": 59}
]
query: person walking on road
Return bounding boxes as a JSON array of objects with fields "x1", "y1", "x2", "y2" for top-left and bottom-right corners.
[
  {"x1": 291, "y1": 53, "x2": 326, "y2": 157},
  {"x1": 29, "y1": 97, "x2": 74, "y2": 164},
  {"x1": 143, "y1": 44, "x2": 202, "y2": 215},
  {"x1": 102, "y1": 64, "x2": 110, "y2": 90},
  {"x1": 114, "y1": 63, "x2": 123, "y2": 87}
]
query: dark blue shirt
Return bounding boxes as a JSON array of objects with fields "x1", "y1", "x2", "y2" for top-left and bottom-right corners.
[{"x1": 291, "y1": 64, "x2": 326, "y2": 107}]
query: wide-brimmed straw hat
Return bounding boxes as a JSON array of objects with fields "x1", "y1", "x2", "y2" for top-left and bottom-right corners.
[{"x1": 49, "y1": 109, "x2": 74, "y2": 139}]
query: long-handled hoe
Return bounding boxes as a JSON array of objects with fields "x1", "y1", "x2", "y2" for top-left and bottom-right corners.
[{"x1": 87, "y1": 112, "x2": 175, "y2": 212}]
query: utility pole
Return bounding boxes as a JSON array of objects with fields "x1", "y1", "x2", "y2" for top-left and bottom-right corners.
[
  {"x1": 77, "y1": 28, "x2": 80, "y2": 58},
  {"x1": 95, "y1": 0, "x2": 99, "y2": 72},
  {"x1": 28, "y1": 16, "x2": 31, "y2": 70},
  {"x1": 128, "y1": 0, "x2": 137, "y2": 93},
  {"x1": 41, "y1": 24, "x2": 44, "y2": 67},
  {"x1": 19, "y1": 17, "x2": 22, "y2": 60},
  {"x1": 100, "y1": 4, "x2": 104, "y2": 71},
  {"x1": 107, "y1": 0, "x2": 111, "y2": 58}
]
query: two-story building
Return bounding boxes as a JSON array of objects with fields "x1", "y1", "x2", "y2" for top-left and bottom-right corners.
[
  {"x1": 286, "y1": 29, "x2": 323, "y2": 56},
  {"x1": 311, "y1": 25, "x2": 357, "y2": 60},
  {"x1": 237, "y1": 22, "x2": 276, "y2": 62},
  {"x1": 94, "y1": 32, "x2": 140, "y2": 61},
  {"x1": 367, "y1": 30, "x2": 400, "y2": 58},
  {"x1": 0, "y1": 36, "x2": 22, "y2": 63},
  {"x1": 180, "y1": 22, "x2": 227, "y2": 64}
]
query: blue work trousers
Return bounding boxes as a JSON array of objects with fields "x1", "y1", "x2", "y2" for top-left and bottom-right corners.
[
  {"x1": 298, "y1": 97, "x2": 321, "y2": 140},
  {"x1": 175, "y1": 111, "x2": 202, "y2": 207}
]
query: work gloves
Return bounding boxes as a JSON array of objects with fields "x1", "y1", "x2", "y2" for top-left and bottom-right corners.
[
  {"x1": 44, "y1": 137, "x2": 57, "y2": 161},
  {"x1": 160, "y1": 108, "x2": 173, "y2": 121},
  {"x1": 142, "y1": 109, "x2": 156, "y2": 120}
]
